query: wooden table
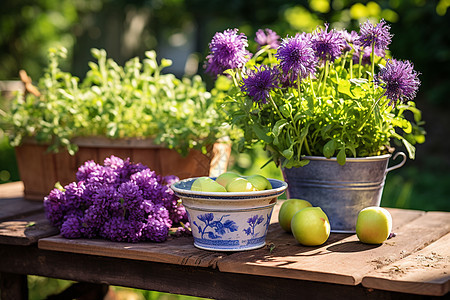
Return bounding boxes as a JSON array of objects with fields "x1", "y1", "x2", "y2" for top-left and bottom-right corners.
[{"x1": 1, "y1": 181, "x2": 449, "y2": 299}]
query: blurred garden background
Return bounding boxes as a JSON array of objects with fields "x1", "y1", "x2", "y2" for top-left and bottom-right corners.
[{"x1": 1, "y1": 0, "x2": 449, "y2": 298}]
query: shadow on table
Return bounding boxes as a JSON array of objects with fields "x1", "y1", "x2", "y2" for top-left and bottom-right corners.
[{"x1": 326, "y1": 241, "x2": 382, "y2": 253}]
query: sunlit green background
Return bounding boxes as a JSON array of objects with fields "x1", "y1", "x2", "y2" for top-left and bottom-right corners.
[{"x1": 1, "y1": 0, "x2": 449, "y2": 299}]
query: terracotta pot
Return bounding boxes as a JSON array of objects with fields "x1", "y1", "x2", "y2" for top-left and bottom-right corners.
[{"x1": 15, "y1": 137, "x2": 231, "y2": 201}]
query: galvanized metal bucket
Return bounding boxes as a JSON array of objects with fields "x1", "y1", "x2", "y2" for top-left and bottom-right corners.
[{"x1": 281, "y1": 152, "x2": 407, "y2": 233}]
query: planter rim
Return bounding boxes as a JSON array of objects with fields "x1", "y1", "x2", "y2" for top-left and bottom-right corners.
[
  {"x1": 20, "y1": 136, "x2": 230, "y2": 150},
  {"x1": 300, "y1": 153, "x2": 392, "y2": 163}
]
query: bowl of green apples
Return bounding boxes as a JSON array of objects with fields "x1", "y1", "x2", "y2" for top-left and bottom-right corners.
[{"x1": 170, "y1": 172, "x2": 287, "y2": 251}]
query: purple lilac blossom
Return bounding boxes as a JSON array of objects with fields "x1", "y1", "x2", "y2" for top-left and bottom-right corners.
[
  {"x1": 255, "y1": 28, "x2": 280, "y2": 49},
  {"x1": 44, "y1": 188, "x2": 66, "y2": 227},
  {"x1": 205, "y1": 28, "x2": 250, "y2": 77},
  {"x1": 60, "y1": 212, "x2": 84, "y2": 238},
  {"x1": 43, "y1": 155, "x2": 187, "y2": 243},
  {"x1": 241, "y1": 66, "x2": 279, "y2": 105},
  {"x1": 76, "y1": 160, "x2": 102, "y2": 182},
  {"x1": 276, "y1": 33, "x2": 316, "y2": 84},
  {"x1": 358, "y1": 19, "x2": 392, "y2": 51},
  {"x1": 311, "y1": 24, "x2": 346, "y2": 63},
  {"x1": 376, "y1": 59, "x2": 421, "y2": 106}
]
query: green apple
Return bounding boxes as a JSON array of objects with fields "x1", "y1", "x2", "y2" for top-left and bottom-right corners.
[
  {"x1": 216, "y1": 172, "x2": 241, "y2": 188},
  {"x1": 246, "y1": 174, "x2": 272, "y2": 191},
  {"x1": 191, "y1": 177, "x2": 227, "y2": 192},
  {"x1": 278, "y1": 199, "x2": 312, "y2": 232},
  {"x1": 226, "y1": 177, "x2": 258, "y2": 192},
  {"x1": 291, "y1": 207, "x2": 330, "y2": 246},
  {"x1": 356, "y1": 206, "x2": 392, "y2": 244}
]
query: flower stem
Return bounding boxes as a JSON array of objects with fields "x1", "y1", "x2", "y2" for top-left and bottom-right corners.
[
  {"x1": 268, "y1": 94, "x2": 284, "y2": 120},
  {"x1": 357, "y1": 94, "x2": 384, "y2": 131},
  {"x1": 350, "y1": 56, "x2": 353, "y2": 79},
  {"x1": 371, "y1": 43, "x2": 376, "y2": 93},
  {"x1": 358, "y1": 49, "x2": 363, "y2": 78},
  {"x1": 320, "y1": 60, "x2": 329, "y2": 96}
]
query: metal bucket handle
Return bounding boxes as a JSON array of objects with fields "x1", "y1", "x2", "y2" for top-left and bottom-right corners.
[{"x1": 386, "y1": 152, "x2": 407, "y2": 173}]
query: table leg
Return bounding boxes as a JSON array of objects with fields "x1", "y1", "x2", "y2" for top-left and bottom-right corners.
[{"x1": 0, "y1": 272, "x2": 28, "y2": 300}]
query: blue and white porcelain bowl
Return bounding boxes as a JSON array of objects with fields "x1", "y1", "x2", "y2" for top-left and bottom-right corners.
[{"x1": 170, "y1": 177, "x2": 288, "y2": 251}]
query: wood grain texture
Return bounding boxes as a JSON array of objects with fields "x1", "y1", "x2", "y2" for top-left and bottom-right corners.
[
  {"x1": 0, "y1": 212, "x2": 58, "y2": 245},
  {"x1": 0, "y1": 189, "x2": 43, "y2": 222},
  {"x1": 2, "y1": 182, "x2": 449, "y2": 297},
  {"x1": 362, "y1": 232, "x2": 450, "y2": 296},
  {"x1": 216, "y1": 209, "x2": 449, "y2": 287},
  {"x1": 39, "y1": 235, "x2": 225, "y2": 268},
  {"x1": 13, "y1": 141, "x2": 231, "y2": 200},
  {"x1": 0, "y1": 244, "x2": 430, "y2": 300}
]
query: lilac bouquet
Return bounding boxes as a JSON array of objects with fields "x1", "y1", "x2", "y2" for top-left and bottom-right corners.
[
  {"x1": 44, "y1": 156, "x2": 189, "y2": 242},
  {"x1": 205, "y1": 20, "x2": 425, "y2": 167}
]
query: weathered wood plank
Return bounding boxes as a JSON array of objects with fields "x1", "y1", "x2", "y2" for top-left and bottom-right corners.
[
  {"x1": 0, "y1": 244, "x2": 430, "y2": 300},
  {"x1": 0, "y1": 212, "x2": 58, "y2": 245},
  {"x1": 362, "y1": 232, "x2": 450, "y2": 296},
  {"x1": 39, "y1": 234, "x2": 225, "y2": 268},
  {"x1": 216, "y1": 209, "x2": 449, "y2": 287},
  {"x1": 0, "y1": 189, "x2": 43, "y2": 222}
]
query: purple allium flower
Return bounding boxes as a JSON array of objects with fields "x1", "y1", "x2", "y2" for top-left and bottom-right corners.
[
  {"x1": 311, "y1": 24, "x2": 346, "y2": 63},
  {"x1": 255, "y1": 28, "x2": 280, "y2": 49},
  {"x1": 241, "y1": 66, "x2": 279, "y2": 105},
  {"x1": 276, "y1": 33, "x2": 316, "y2": 82},
  {"x1": 358, "y1": 19, "x2": 392, "y2": 51},
  {"x1": 376, "y1": 59, "x2": 421, "y2": 106},
  {"x1": 205, "y1": 28, "x2": 250, "y2": 77}
]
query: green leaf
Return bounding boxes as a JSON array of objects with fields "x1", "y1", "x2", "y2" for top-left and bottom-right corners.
[
  {"x1": 282, "y1": 147, "x2": 294, "y2": 159},
  {"x1": 337, "y1": 148, "x2": 346, "y2": 165},
  {"x1": 280, "y1": 104, "x2": 292, "y2": 118},
  {"x1": 252, "y1": 123, "x2": 273, "y2": 143},
  {"x1": 272, "y1": 119, "x2": 288, "y2": 137},
  {"x1": 401, "y1": 137, "x2": 416, "y2": 159},
  {"x1": 323, "y1": 139, "x2": 336, "y2": 158},
  {"x1": 338, "y1": 79, "x2": 353, "y2": 98}
]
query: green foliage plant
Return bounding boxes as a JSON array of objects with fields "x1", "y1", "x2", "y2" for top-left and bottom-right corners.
[
  {"x1": 205, "y1": 21, "x2": 425, "y2": 168},
  {"x1": 2, "y1": 47, "x2": 230, "y2": 156}
]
